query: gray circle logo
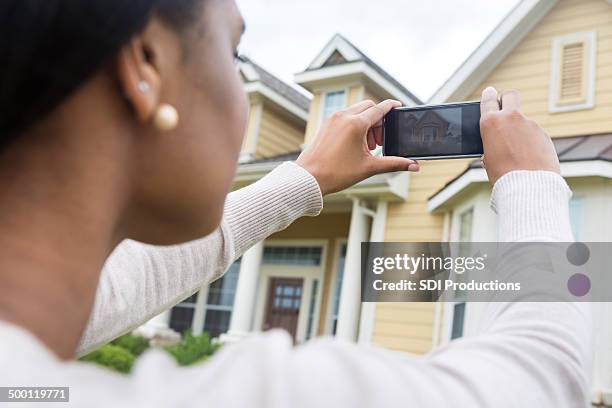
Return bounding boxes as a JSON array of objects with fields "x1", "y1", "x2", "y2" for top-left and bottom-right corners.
[{"x1": 566, "y1": 242, "x2": 590, "y2": 266}]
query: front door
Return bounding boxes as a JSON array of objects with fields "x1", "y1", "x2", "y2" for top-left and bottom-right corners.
[{"x1": 263, "y1": 278, "x2": 304, "y2": 341}]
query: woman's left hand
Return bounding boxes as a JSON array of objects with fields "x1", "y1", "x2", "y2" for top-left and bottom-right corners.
[{"x1": 296, "y1": 99, "x2": 420, "y2": 195}]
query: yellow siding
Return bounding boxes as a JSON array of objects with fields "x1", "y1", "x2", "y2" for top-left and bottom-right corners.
[
  {"x1": 467, "y1": 0, "x2": 612, "y2": 137},
  {"x1": 304, "y1": 92, "x2": 323, "y2": 146},
  {"x1": 363, "y1": 87, "x2": 383, "y2": 104},
  {"x1": 270, "y1": 213, "x2": 351, "y2": 336},
  {"x1": 373, "y1": 159, "x2": 471, "y2": 353},
  {"x1": 255, "y1": 104, "x2": 305, "y2": 159},
  {"x1": 386, "y1": 159, "x2": 472, "y2": 241},
  {"x1": 372, "y1": 303, "x2": 437, "y2": 354},
  {"x1": 241, "y1": 102, "x2": 262, "y2": 155},
  {"x1": 347, "y1": 85, "x2": 364, "y2": 105}
]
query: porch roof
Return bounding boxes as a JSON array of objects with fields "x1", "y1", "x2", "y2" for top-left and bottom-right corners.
[
  {"x1": 235, "y1": 152, "x2": 410, "y2": 203},
  {"x1": 428, "y1": 133, "x2": 612, "y2": 212}
]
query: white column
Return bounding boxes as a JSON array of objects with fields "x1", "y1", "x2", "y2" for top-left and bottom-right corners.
[
  {"x1": 358, "y1": 201, "x2": 387, "y2": 344},
  {"x1": 191, "y1": 286, "x2": 209, "y2": 336},
  {"x1": 148, "y1": 310, "x2": 171, "y2": 329},
  {"x1": 336, "y1": 198, "x2": 370, "y2": 341},
  {"x1": 136, "y1": 309, "x2": 179, "y2": 341},
  {"x1": 220, "y1": 240, "x2": 264, "y2": 343}
]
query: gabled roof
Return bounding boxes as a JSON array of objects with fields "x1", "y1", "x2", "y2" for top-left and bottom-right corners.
[
  {"x1": 428, "y1": 133, "x2": 612, "y2": 212},
  {"x1": 429, "y1": 0, "x2": 558, "y2": 103},
  {"x1": 295, "y1": 34, "x2": 422, "y2": 105},
  {"x1": 239, "y1": 57, "x2": 311, "y2": 121}
]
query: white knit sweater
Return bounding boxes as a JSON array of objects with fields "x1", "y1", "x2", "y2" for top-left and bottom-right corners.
[{"x1": 0, "y1": 163, "x2": 591, "y2": 408}]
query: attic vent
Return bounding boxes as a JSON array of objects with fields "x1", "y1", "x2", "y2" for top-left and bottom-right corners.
[
  {"x1": 549, "y1": 31, "x2": 597, "y2": 113},
  {"x1": 559, "y1": 42, "x2": 584, "y2": 99},
  {"x1": 322, "y1": 50, "x2": 348, "y2": 67}
]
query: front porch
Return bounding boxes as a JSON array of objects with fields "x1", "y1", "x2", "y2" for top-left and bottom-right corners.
[{"x1": 146, "y1": 162, "x2": 410, "y2": 345}]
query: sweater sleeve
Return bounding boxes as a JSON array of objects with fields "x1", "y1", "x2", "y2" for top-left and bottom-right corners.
[{"x1": 76, "y1": 162, "x2": 322, "y2": 355}]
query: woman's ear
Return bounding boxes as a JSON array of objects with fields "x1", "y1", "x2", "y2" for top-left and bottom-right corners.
[{"x1": 116, "y1": 37, "x2": 161, "y2": 124}]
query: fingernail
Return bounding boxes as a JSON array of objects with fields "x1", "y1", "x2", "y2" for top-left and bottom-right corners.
[
  {"x1": 408, "y1": 163, "x2": 420, "y2": 171},
  {"x1": 483, "y1": 86, "x2": 497, "y2": 94}
]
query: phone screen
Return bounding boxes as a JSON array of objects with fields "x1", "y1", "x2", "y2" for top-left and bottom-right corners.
[{"x1": 383, "y1": 102, "x2": 483, "y2": 160}]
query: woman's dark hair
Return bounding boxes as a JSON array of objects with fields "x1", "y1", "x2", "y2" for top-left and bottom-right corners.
[{"x1": 0, "y1": 0, "x2": 203, "y2": 143}]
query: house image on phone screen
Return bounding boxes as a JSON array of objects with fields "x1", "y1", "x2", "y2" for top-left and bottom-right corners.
[
  {"x1": 413, "y1": 111, "x2": 449, "y2": 146},
  {"x1": 141, "y1": 0, "x2": 612, "y2": 404},
  {"x1": 400, "y1": 109, "x2": 461, "y2": 155}
]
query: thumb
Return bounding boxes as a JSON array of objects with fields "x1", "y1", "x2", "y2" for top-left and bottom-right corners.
[{"x1": 368, "y1": 155, "x2": 420, "y2": 175}]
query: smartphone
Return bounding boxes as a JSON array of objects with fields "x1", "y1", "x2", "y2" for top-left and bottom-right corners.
[{"x1": 383, "y1": 101, "x2": 483, "y2": 160}]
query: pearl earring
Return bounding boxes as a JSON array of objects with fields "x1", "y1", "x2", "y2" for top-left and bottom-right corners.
[
  {"x1": 153, "y1": 104, "x2": 179, "y2": 131},
  {"x1": 138, "y1": 80, "x2": 151, "y2": 93}
]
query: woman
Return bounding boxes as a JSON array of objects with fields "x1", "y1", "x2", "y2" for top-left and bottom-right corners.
[{"x1": 0, "y1": 1, "x2": 590, "y2": 407}]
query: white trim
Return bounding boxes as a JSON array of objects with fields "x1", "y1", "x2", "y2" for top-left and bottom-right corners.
[
  {"x1": 239, "y1": 152, "x2": 253, "y2": 164},
  {"x1": 430, "y1": 0, "x2": 558, "y2": 103},
  {"x1": 243, "y1": 82, "x2": 309, "y2": 121},
  {"x1": 559, "y1": 160, "x2": 612, "y2": 178},
  {"x1": 428, "y1": 160, "x2": 612, "y2": 212},
  {"x1": 548, "y1": 31, "x2": 597, "y2": 114},
  {"x1": 442, "y1": 211, "x2": 452, "y2": 242},
  {"x1": 252, "y1": 240, "x2": 328, "y2": 344},
  {"x1": 238, "y1": 61, "x2": 260, "y2": 82},
  {"x1": 240, "y1": 102, "x2": 263, "y2": 161},
  {"x1": 428, "y1": 168, "x2": 488, "y2": 212},
  {"x1": 295, "y1": 61, "x2": 419, "y2": 105},
  {"x1": 325, "y1": 239, "x2": 349, "y2": 335},
  {"x1": 308, "y1": 34, "x2": 362, "y2": 69},
  {"x1": 432, "y1": 302, "x2": 443, "y2": 347}
]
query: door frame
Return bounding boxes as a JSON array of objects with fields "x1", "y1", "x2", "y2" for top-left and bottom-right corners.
[{"x1": 253, "y1": 240, "x2": 328, "y2": 344}]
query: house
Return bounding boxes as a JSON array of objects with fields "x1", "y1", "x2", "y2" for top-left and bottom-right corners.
[{"x1": 144, "y1": 0, "x2": 612, "y2": 402}]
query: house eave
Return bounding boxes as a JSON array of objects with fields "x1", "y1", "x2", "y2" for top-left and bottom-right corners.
[
  {"x1": 428, "y1": 159, "x2": 612, "y2": 213},
  {"x1": 236, "y1": 161, "x2": 410, "y2": 202},
  {"x1": 243, "y1": 82, "x2": 309, "y2": 122},
  {"x1": 294, "y1": 61, "x2": 419, "y2": 105}
]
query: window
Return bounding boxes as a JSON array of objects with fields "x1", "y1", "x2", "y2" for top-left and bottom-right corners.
[
  {"x1": 449, "y1": 208, "x2": 473, "y2": 340},
  {"x1": 331, "y1": 244, "x2": 347, "y2": 334},
  {"x1": 305, "y1": 279, "x2": 319, "y2": 340},
  {"x1": 549, "y1": 31, "x2": 597, "y2": 113},
  {"x1": 451, "y1": 303, "x2": 466, "y2": 339},
  {"x1": 202, "y1": 259, "x2": 241, "y2": 339},
  {"x1": 263, "y1": 246, "x2": 322, "y2": 266},
  {"x1": 322, "y1": 90, "x2": 346, "y2": 119},
  {"x1": 569, "y1": 197, "x2": 583, "y2": 241},
  {"x1": 169, "y1": 293, "x2": 198, "y2": 334}
]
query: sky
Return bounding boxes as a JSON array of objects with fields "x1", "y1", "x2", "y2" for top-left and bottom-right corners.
[{"x1": 235, "y1": 0, "x2": 521, "y2": 101}]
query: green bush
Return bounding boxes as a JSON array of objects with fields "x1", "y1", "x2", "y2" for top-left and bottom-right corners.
[
  {"x1": 111, "y1": 334, "x2": 150, "y2": 357},
  {"x1": 80, "y1": 344, "x2": 135, "y2": 374},
  {"x1": 164, "y1": 331, "x2": 220, "y2": 366},
  {"x1": 80, "y1": 331, "x2": 220, "y2": 373}
]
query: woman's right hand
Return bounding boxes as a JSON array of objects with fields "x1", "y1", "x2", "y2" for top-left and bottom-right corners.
[
  {"x1": 296, "y1": 100, "x2": 420, "y2": 195},
  {"x1": 480, "y1": 87, "x2": 560, "y2": 185}
]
